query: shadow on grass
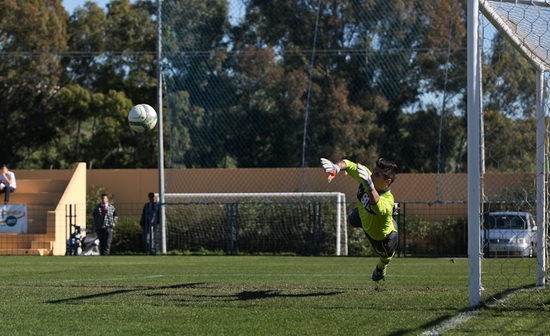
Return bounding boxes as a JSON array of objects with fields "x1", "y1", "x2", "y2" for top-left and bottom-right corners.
[
  {"x1": 482, "y1": 284, "x2": 549, "y2": 311},
  {"x1": 45, "y1": 283, "x2": 206, "y2": 304},
  {"x1": 45, "y1": 283, "x2": 343, "y2": 304},
  {"x1": 235, "y1": 290, "x2": 343, "y2": 301}
]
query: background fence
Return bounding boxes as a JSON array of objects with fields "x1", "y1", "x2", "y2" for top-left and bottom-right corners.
[
  {"x1": 106, "y1": 199, "x2": 524, "y2": 258},
  {"x1": 157, "y1": 0, "x2": 549, "y2": 307}
]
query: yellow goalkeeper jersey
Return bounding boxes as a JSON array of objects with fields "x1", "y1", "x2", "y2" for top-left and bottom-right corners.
[{"x1": 343, "y1": 159, "x2": 396, "y2": 241}]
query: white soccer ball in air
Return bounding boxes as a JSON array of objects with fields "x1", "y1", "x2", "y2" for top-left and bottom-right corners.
[{"x1": 128, "y1": 103, "x2": 158, "y2": 132}]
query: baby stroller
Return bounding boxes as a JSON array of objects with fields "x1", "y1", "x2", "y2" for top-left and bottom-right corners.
[{"x1": 66, "y1": 225, "x2": 100, "y2": 256}]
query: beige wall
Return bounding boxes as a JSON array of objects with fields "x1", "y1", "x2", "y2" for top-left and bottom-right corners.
[
  {"x1": 0, "y1": 163, "x2": 87, "y2": 255},
  {"x1": 87, "y1": 169, "x2": 528, "y2": 201},
  {"x1": 85, "y1": 169, "x2": 531, "y2": 218},
  {"x1": 0, "y1": 166, "x2": 534, "y2": 255},
  {"x1": 87, "y1": 169, "x2": 159, "y2": 205},
  {"x1": 14, "y1": 167, "x2": 533, "y2": 219}
]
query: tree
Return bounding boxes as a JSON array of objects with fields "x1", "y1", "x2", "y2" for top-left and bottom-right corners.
[
  {"x1": 398, "y1": 108, "x2": 466, "y2": 173},
  {"x1": 228, "y1": 46, "x2": 311, "y2": 167},
  {"x1": 0, "y1": 0, "x2": 69, "y2": 168},
  {"x1": 60, "y1": 0, "x2": 159, "y2": 168},
  {"x1": 483, "y1": 34, "x2": 537, "y2": 118},
  {"x1": 162, "y1": 0, "x2": 231, "y2": 168},
  {"x1": 65, "y1": 1, "x2": 107, "y2": 89},
  {"x1": 227, "y1": 0, "x2": 469, "y2": 170},
  {"x1": 483, "y1": 110, "x2": 536, "y2": 172}
]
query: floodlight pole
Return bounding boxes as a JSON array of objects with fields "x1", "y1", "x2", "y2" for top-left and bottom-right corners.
[{"x1": 156, "y1": 0, "x2": 167, "y2": 254}]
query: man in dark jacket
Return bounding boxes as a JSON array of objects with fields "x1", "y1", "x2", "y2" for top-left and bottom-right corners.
[{"x1": 93, "y1": 193, "x2": 117, "y2": 255}]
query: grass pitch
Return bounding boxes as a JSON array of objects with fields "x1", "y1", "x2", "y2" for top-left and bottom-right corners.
[{"x1": 0, "y1": 256, "x2": 547, "y2": 335}]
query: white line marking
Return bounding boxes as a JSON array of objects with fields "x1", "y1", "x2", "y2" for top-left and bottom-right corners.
[
  {"x1": 418, "y1": 286, "x2": 541, "y2": 336},
  {"x1": 418, "y1": 310, "x2": 478, "y2": 336}
]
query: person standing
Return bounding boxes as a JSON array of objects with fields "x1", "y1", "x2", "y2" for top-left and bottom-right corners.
[
  {"x1": 0, "y1": 164, "x2": 16, "y2": 204},
  {"x1": 93, "y1": 193, "x2": 117, "y2": 255},
  {"x1": 321, "y1": 157, "x2": 398, "y2": 282},
  {"x1": 140, "y1": 192, "x2": 159, "y2": 254}
]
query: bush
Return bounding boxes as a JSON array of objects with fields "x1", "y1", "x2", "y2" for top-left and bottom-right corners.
[
  {"x1": 404, "y1": 215, "x2": 467, "y2": 256},
  {"x1": 112, "y1": 215, "x2": 143, "y2": 254}
]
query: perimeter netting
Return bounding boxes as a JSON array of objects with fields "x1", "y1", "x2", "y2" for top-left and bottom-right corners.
[{"x1": 161, "y1": 192, "x2": 347, "y2": 256}]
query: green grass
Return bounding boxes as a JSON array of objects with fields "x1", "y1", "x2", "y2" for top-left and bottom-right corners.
[{"x1": 0, "y1": 256, "x2": 548, "y2": 335}]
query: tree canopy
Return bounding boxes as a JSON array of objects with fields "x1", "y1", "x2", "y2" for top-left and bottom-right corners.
[{"x1": 0, "y1": 0, "x2": 540, "y2": 173}]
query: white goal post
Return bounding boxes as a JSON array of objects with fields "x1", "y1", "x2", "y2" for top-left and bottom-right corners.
[{"x1": 157, "y1": 192, "x2": 348, "y2": 256}]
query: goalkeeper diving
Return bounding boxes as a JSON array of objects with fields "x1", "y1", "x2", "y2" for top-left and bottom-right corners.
[{"x1": 321, "y1": 157, "x2": 398, "y2": 282}]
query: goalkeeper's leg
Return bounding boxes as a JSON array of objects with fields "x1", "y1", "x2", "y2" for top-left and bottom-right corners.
[
  {"x1": 348, "y1": 208, "x2": 399, "y2": 280},
  {"x1": 367, "y1": 231, "x2": 398, "y2": 281},
  {"x1": 347, "y1": 208, "x2": 362, "y2": 228}
]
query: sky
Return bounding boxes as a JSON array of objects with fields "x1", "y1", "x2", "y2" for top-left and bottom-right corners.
[
  {"x1": 62, "y1": 0, "x2": 115, "y2": 14},
  {"x1": 63, "y1": 0, "x2": 244, "y2": 24}
]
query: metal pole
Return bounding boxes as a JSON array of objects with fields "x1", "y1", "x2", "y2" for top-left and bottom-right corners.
[
  {"x1": 536, "y1": 70, "x2": 547, "y2": 287},
  {"x1": 156, "y1": 0, "x2": 166, "y2": 253},
  {"x1": 467, "y1": 0, "x2": 482, "y2": 307}
]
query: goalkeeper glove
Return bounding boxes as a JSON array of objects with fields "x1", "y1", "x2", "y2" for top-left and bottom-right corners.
[
  {"x1": 357, "y1": 164, "x2": 374, "y2": 191},
  {"x1": 320, "y1": 158, "x2": 340, "y2": 183}
]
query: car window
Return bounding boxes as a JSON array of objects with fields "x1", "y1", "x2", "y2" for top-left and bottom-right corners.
[{"x1": 494, "y1": 216, "x2": 526, "y2": 230}]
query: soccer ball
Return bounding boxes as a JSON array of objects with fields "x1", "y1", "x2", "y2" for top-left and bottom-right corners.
[{"x1": 128, "y1": 104, "x2": 158, "y2": 132}]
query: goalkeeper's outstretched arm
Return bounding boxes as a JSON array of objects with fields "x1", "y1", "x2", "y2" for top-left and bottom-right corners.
[{"x1": 320, "y1": 158, "x2": 381, "y2": 205}]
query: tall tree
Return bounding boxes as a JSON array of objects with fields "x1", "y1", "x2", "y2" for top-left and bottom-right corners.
[
  {"x1": 483, "y1": 110, "x2": 536, "y2": 172},
  {"x1": 162, "y1": 0, "x2": 231, "y2": 168},
  {"x1": 60, "y1": 0, "x2": 159, "y2": 168},
  {"x1": 483, "y1": 34, "x2": 537, "y2": 118},
  {"x1": 0, "y1": 0, "x2": 69, "y2": 168}
]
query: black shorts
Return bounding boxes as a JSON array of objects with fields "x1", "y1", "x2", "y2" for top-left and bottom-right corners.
[{"x1": 348, "y1": 208, "x2": 398, "y2": 258}]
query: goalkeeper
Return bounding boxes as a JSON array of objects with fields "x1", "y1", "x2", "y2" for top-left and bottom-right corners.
[{"x1": 321, "y1": 157, "x2": 398, "y2": 282}]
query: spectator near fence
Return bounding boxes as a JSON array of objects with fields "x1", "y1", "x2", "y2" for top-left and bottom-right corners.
[
  {"x1": 0, "y1": 164, "x2": 16, "y2": 204},
  {"x1": 140, "y1": 192, "x2": 159, "y2": 255},
  {"x1": 93, "y1": 193, "x2": 117, "y2": 255}
]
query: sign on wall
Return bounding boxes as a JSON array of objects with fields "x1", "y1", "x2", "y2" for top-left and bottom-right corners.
[{"x1": 0, "y1": 204, "x2": 28, "y2": 233}]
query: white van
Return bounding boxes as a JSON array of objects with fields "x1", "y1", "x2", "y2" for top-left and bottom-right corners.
[{"x1": 482, "y1": 212, "x2": 537, "y2": 257}]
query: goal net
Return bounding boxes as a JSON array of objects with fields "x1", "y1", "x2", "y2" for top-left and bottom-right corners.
[
  {"x1": 160, "y1": 192, "x2": 348, "y2": 256},
  {"x1": 472, "y1": 0, "x2": 550, "y2": 306}
]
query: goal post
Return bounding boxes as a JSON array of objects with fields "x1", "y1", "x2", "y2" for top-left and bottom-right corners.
[{"x1": 157, "y1": 192, "x2": 348, "y2": 256}]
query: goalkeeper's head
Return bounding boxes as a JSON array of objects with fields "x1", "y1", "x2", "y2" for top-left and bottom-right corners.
[{"x1": 374, "y1": 158, "x2": 398, "y2": 186}]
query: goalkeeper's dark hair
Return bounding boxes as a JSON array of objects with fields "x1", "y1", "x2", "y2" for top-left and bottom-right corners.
[{"x1": 376, "y1": 158, "x2": 398, "y2": 185}]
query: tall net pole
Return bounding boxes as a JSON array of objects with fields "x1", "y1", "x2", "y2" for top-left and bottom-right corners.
[
  {"x1": 157, "y1": 0, "x2": 166, "y2": 254},
  {"x1": 535, "y1": 70, "x2": 547, "y2": 286}
]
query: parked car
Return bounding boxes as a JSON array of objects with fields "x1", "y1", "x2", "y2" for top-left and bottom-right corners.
[{"x1": 482, "y1": 211, "x2": 537, "y2": 258}]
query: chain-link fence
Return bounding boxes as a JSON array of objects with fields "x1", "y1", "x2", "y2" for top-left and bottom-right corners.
[
  {"x1": 161, "y1": 0, "x2": 470, "y2": 173},
  {"x1": 157, "y1": 0, "x2": 550, "y2": 307}
]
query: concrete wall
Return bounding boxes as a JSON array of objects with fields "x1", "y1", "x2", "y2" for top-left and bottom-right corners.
[
  {"x1": 11, "y1": 166, "x2": 534, "y2": 220},
  {"x1": 85, "y1": 169, "x2": 532, "y2": 221},
  {"x1": 85, "y1": 168, "x2": 518, "y2": 202},
  {"x1": 0, "y1": 162, "x2": 86, "y2": 256},
  {"x1": 85, "y1": 168, "x2": 452, "y2": 205},
  {"x1": 54, "y1": 162, "x2": 87, "y2": 254}
]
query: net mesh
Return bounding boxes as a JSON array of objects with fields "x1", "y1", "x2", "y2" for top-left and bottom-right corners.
[
  {"x1": 162, "y1": 192, "x2": 347, "y2": 255},
  {"x1": 478, "y1": 0, "x2": 550, "y2": 304}
]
